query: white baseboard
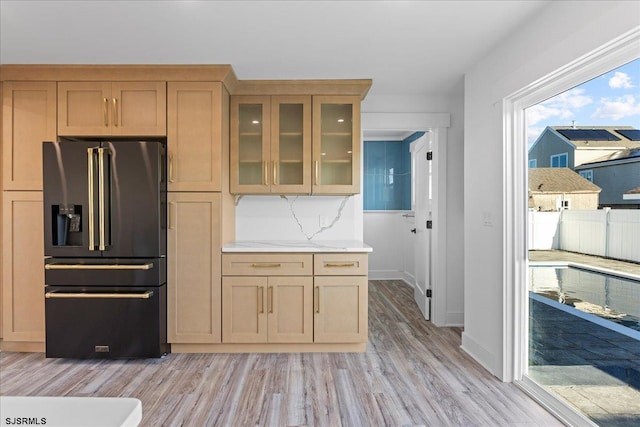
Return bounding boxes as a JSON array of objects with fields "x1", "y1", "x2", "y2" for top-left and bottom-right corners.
[
  {"x1": 445, "y1": 311, "x2": 464, "y2": 327},
  {"x1": 369, "y1": 270, "x2": 415, "y2": 289},
  {"x1": 461, "y1": 332, "x2": 500, "y2": 379}
]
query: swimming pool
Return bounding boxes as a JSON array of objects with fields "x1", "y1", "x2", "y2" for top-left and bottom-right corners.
[{"x1": 529, "y1": 264, "x2": 640, "y2": 333}]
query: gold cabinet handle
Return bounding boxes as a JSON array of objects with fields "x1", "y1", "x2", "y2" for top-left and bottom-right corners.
[
  {"x1": 315, "y1": 286, "x2": 320, "y2": 313},
  {"x1": 264, "y1": 161, "x2": 269, "y2": 185},
  {"x1": 314, "y1": 160, "x2": 319, "y2": 185},
  {"x1": 268, "y1": 286, "x2": 273, "y2": 313},
  {"x1": 168, "y1": 202, "x2": 174, "y2": 230},
  {"x1": 45, "y1": 263, "x2": 154, "y2": 270},
  {"x1": 103, "y1": 98, "x2": 109, "y2": 127},
  {"x1": 258, "y1": 286, "x2": 265, "y2": 313},
  {"x1": 112, "y1": 98, "x2": 118, "y2": 127},
  {"x1": 169, "y1": 155, "x2": 174, "y2": 183},
  {"x1": 324, "y1": 263, "x2": 356, "y2": 268},
  {"x1": 46, "y1": 290, "x2": 153, "y2": 299},
  {"x1": 251, "y1": 263, "x2": 281, "y2": 268},
  {"x1": 273, "y1": 160, "x2": 278, "y2": 186}
]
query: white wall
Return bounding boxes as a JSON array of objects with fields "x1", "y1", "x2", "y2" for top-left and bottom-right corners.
[
  {"x1": 362, "y1": 88, "x2": 466, "y2": 327},
  {"x1": 363, "y1": 211, "x2": 415, "y2": 284},
  {"x1": 463, "y1": 1, "x2": 640, "y2": 378}
]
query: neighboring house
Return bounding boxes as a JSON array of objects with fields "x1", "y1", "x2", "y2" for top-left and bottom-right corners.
[
  {"x1": 528, "y1": 168, "x2": 601, "y2": 211},
  {"x1": 624, "y1": 186, "x2": 640, "y2": 202},
  {"x1": 575, "y1": 148, "x2": 640, "y2": 208},
  {"x1": 528, "y1": 126, "x2": 640, "y2": 169}
]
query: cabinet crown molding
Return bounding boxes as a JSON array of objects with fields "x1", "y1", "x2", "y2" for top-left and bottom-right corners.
[{"x1": 0, "y1": 65, "x2": 372, "y2": 99}]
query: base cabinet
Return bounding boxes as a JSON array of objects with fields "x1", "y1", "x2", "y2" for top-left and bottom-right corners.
[
  {"x1": 1, "y1": 192, "x2": 45, "y2": 346},
  {"x1": 221, "y1": 252, "x2": 368, "y2": 348},
  {"x1": 313, "y1": 276, "x2": 368, "y2": 343},
  {"x1": 167, "y1": 193, "x2": 221, "y2": 344},
  {"x1": 222, "y1": 276, "x2": 313, "y2": 343}
]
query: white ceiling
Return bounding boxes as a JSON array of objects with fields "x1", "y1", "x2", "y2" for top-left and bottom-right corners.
[{"x1": 1, "y1": 0, "x2": 552, "y2": 99}]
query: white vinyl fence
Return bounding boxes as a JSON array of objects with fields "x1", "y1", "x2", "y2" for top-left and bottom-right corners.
[{"x1": 528, "y1": 209, "x2": 640, "y2": 263}]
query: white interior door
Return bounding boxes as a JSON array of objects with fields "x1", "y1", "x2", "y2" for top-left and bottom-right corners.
[{"x1": 411, "y1": 135, "x2": 432, "y2": 320}]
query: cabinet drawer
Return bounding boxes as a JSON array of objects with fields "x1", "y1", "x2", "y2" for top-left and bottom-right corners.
[
  {"x1": 222, "y1": 254, "x2": 312, "y2": 276},
  {"x1": 314, "y1": 253, "x2": 368, "y2": 276}
]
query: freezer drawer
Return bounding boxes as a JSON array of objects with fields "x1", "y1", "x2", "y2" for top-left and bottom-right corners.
[
  {"x1": 45, "y1": 285, "x2": 168, "y2": 359},
  {"x1": 44, "y1": 257, "x2": 166, "y2": 287}
]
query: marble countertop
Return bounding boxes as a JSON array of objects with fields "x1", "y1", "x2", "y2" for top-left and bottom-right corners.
[{"x1": 222, "y1": 240, "x2": 373, "y2": 253}]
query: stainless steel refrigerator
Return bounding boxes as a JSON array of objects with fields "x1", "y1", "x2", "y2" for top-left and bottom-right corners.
[{"x1": 43, "y1": 138, "x2": 168, "y2": 358}]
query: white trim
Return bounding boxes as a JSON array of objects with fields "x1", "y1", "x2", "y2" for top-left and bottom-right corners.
[
  {"x1": 550, "y1": 152, "x2": 568, "y2": 168},
  {"x1": 503, "y1": 22, "x2": 639, "y2": 399},
  {"x1": 515, "y1": 377, "x2": 599, "y2": 427},
  {"x1": 362, "y1": 112, "x2": 450, "y2": 131},
  {"x1": 461, "y1": 332, "x2": 500, "y2": 375}
]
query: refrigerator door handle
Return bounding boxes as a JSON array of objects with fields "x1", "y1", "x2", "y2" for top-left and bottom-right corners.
[
  {"x1": 45, "y1": 262, "x2": 154, "y2": 270},
  {"x1": 98, "y1": 147, "x2": 109, "y2": 251},
  {"x1": 87, "y1": 148, "x2": 97, "y2": 251},
  {"x1": 45, "y1": 290, "x2": 154, "y2": 299}
]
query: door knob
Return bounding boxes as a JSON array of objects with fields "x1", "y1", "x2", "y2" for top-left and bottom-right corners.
[{"x1": 411, "y1": 228, "x2": 417, "y2": 234}]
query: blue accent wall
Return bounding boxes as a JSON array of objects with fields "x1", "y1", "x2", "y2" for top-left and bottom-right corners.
[{"x1": 363, "y1": 132, "x2": 425, "y2": 210}]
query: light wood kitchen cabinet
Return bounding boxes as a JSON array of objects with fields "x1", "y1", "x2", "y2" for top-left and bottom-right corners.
[
  {"x1": 2, "y1": 82, "x2": 57, "y2": 190},
  {"x1": 313, "y1": 252, "x2": 368, "y2": 343},
  {"x1": 313, "y1": 276, "x2": 368, "y2": 343},
  {"x1": 222, "y1": 276, "x2": 313, "y2": 343},
  {"x1": 167, "y1": 192, "x2": 221, "y2": 344},
  {"x1": 57, "y1": 81, "x2": 166, "y2": 136},
  {"x1": 230, "y1": 95, "x2": 311, "y2": 194},
  {"x1": 312, "y1": 95, "x2": 361, "y2": 195},
  {"x1": 2, "y1": 191, "x2": 45, "y2": 345},
  {"x1": 221, "y1": 253, "x2": 314, "y2": 343},
  {"x1": 167, "y1": 82, "x2": 224, "y2": 192}
]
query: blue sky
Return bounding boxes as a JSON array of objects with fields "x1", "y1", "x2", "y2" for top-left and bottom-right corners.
[{"x1": 526, "y1": 57, "x2": 640, "y2": 146}]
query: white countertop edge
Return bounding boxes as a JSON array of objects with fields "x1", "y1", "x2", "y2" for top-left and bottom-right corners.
[{"x1": 222, "y1": 240, "x2": 373, "y2": 253}]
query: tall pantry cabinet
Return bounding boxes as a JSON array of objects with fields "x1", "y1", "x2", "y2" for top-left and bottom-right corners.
[
  {"x1": 166, "y1": 82, "x2": 235, "y2": 347},
  {"x1": 1, "y1": 81, "x2": 56, "y2": 350}
]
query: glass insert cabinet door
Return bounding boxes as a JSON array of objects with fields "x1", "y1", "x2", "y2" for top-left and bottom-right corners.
[
  {"x1": 230, "y1": 96, "x2": 271, "y2": 193},
  {"x1": 271, "y1": 96, "x2": 311, "y2": 194},
  {"x1": 312, "y1": 95, "x2": 361, "y2": 195},
  {"x1": 230, "y1": 95, "x2": 311, "y2": 194}
]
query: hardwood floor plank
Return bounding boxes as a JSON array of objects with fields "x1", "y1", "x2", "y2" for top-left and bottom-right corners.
[{"x1": 0, "y1": 280, "x2": 564, "y2": 427}]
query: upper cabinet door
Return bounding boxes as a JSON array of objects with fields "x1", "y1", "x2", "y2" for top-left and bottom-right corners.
[
  {"x1": 58, "y1": 81, "x2": 166, "y2": 136},
  {"x1": 58, "y1": 82, "x2": 111, "y2": 136},
  {"x1": 271, "y1": 96, "x2": 311, "y2": 194},
  {"x1": 230, "y1": 96, "x2": 271, "y2": 194},
  {"x1": 111, "y1": 82, "x2": 166, "y2": 136},
  {"x1": 312, "y1": 95, "x2": 361, "y2": 195},
  {"x1": 167, "y1": 82, "x2": 223, "y2": 192},
  {"x1": 2, "y1": 82, "x2": 57, "y2": 190}
]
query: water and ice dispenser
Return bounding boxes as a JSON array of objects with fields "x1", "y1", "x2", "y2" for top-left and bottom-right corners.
[{"x1": 52, "y1": 204, "x2": 82, "y2": 246}]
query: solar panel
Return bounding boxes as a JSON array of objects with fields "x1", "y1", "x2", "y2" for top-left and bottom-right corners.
[
  {"x1": 556, "y1": 129, "x2": 621, "y2": 141},
  {"x1": 615, "y1": 129, "x2": 640, "y2": 141}
]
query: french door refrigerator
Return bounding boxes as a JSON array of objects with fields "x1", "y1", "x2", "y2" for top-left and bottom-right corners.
[{"x1": 43, "y1": 138, "x2": 168, "y2": 358}]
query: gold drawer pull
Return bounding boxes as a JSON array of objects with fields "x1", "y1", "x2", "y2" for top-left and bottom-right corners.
[
  {"x1": 324, "y1": 262, "x2": 356, "y2": 268},
  {"x1": 45, "y1": 263, "x2": 154, "y2": 270},
  {"x1": 251, "y1": 263, "x2": 282, "y2": 268},
  {"x1": 46, "y1": 291, "x2": 153, "y2": 299}
]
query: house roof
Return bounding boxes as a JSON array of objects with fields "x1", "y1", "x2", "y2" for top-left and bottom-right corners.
[
  {"x1": 528, "y1": 168, "x2": 601, "y2": 194},
  {"x1": 575, "y1": 147, "x2": 640, "y2": 168},
  {"x1": 626, "y1": 186, "x2": 640, "y2": 195},
  {"x1": 550, "y1": 126, "x2": 640, "y2": 149}
]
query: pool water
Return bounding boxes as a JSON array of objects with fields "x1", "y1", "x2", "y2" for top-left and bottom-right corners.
[{"x1": 529, "y1": 265, "x2": 640, "y2": 332}]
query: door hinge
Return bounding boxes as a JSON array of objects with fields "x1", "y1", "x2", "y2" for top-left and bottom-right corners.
[
  {"x1": 426, "y1": 151, "x2": 433, "y2": 160},
  {"x1": 426, "y1": 220, "x2": 433, "y2": 229},
  {"x1": 426, "y1": 289, "x2": 432, "y2": 298}
]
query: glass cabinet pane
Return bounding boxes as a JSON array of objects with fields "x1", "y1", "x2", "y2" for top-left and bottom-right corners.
[
  {"x1": 277, "y1": 103, "x2": 304, "y2": 186},
  {"x1": 319, "y1": 103, "x2": 353, "y2": 186},
  {"x1": 238, "y1": 104, "x2": 264, "y2": 185}
]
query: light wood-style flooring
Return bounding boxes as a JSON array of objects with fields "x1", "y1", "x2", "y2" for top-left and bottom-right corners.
[{"x1": 0, "y1": 280, "x2": 562, "y2": 426}]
